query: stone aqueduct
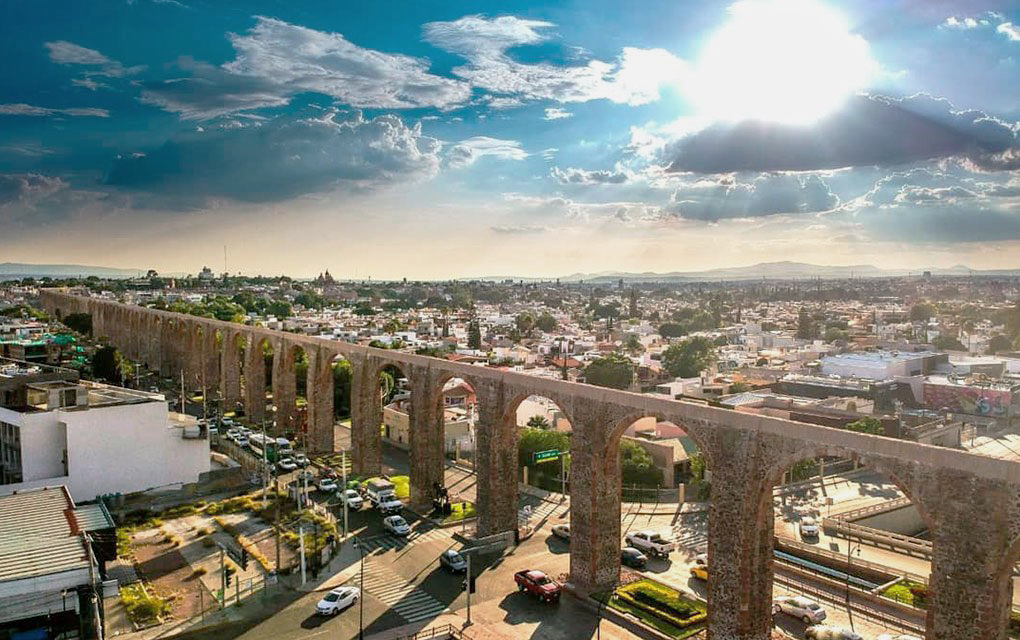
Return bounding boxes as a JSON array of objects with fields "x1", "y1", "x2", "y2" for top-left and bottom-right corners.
[{"x1": 39, "y1": 290, "x2": 1020, "y2": 640}]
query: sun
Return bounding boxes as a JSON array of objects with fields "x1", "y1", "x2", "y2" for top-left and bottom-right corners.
[{"x1": 692, "y1": 0, "x2": 876, "y2": 125}]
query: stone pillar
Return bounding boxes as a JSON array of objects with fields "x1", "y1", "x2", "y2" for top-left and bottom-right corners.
[
  {"x1": 350, "y1": 354, "x2": 382, "y2": 477},
  {"x1": 272, "y1": 341, "x2": 296, "y2": 433},
  {"x1": 244, "y1": 336, "x2": 267, "y2": 423},
  {"x1": 159, "y1": 319, "x2": 175, "y2": 377},
  {"x1": 306, "y1": 347, "x2": 335, "y2": 454},
  {"x1": 569, "y1": 398, "x2": 626, "y2": 595},
  {"x1": 703, "y1": 428, "x2": 774, "y2": 640},
  {"x1": 474, "y1": 379, "x2": 519, "y2": 537},
  {"x1": 925, "y1": 473, "x2": 1020, "y2": 640},
  {"x1": 221, "y1": 330, "x2": 241, "y2": 415},
  {"x1": 202, "y1": 325, "x2": 219, "y2": 394},
  {"x1": 408, "y1": 364, "x2": 445, "y2": 513}
]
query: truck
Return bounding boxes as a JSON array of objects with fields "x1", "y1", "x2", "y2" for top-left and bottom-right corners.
[
  {"x1": 365, "y1": 478, "x2": 403, "y2": 514},
  {"x1": 514, "y1": 570, "x2": 561, "y2": 603},
  {"x1": 624, "y1": 530, "x2": 675, "y2": 558}
]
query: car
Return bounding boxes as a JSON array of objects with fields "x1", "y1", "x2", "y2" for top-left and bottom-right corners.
[
  {"x1": 315, "y1": 586, "x2": 359, "y2": 615},
  {"x1": 208, "y1": 426, "x2": 219, "y2": 435},
  {"x1": 695, "y1": 552, "x2": 708, "y2": 566},
  {"x1": 220, "y1": 417, "x2": 235, "y2": 428},
  {"x1": 689, "y1": 565, "x2": 709, "y2": 581},
  {"x1": 624, "y1": 530, "x2": 675, "y2": 557},
  {"x1": 876, "y1": 635, "x2": 923, "y2": 640},
  {"x1": 318, "y1": 477, "x2": 339, "y2": 492},
  {"x1": 225, "y1": 428, "x2": 240, "y2": 439},
  {"x1": 293, "y1": 453, "x2": 310, "y2": 467},
  {"x1": 383, "y1": 515, "x2": 411, "y2": 536},
  {"x1": 621, "y1": 547, "x2": 647, "y2": 568},
  {"x1": 799, "y1": 516, "x2": 820, "y2": 538},
  {"x1": 551, "y1": 524, "x2": 570, "y2": 541},
  {"x1": 439, "y1": 549, "x2": 468, "y2": 573},
  {"x1": 277, "y1": 457, "x2": 298, "y2": 472},
  {"x1": 773, "y1": 596, "x2": 827, "y2": 624},
  {"x1": 235, "y1": 436, "x2": 250, "y2": 448},
  {"x1": 341, "y1": 489, "x2": 364, "y2": 510},
  {"x1": 514, "y1": 570, "x2": 562, "y2": 603},
  {"x1": 804, "y1": 626, "x2": 863, "y2": 640}
]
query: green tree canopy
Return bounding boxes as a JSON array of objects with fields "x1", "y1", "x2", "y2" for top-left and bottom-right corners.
[
  {"x1": 620, "y1": 439, "x2": 663, "y2": 487},
  {"x1": 845, "y1": 416, "x2": 884, "y2": 435},
  {"x1": 63, "y1": 312, "x2": 93, "y2": 336},
  {"x1": 988, "y1": 334, "x2": 1014, "y2": 354},
  {"x1": 518, "y1": 428, "x2": 570, "y2": 468},
  {"x1": 333, "y1": 359, "x2": 352, "y2": 419},
  {"x1": 584, "y1": 353, "x2": 635, "y2": 390},
  {"x1": 933, "y1": 335, "x2": 967, "y2": 351},
  {"x1": 661, "y1": 337, "x2": 714, "y2": 378},
  {"x1": 526, "y1": 415, "x2": 550, "y2": 429},
  {"x1": 910, "y1": 302, "x2": 936, "y2": 322},
  {"x1": 467, "y1": 321, "x2": 482, "y2": 350},
  {"x1": 535, "y1": 313, "x2": 558, "y2": 333}
]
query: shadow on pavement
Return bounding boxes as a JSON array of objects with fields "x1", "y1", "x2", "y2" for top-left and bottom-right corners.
[{"x1": 299, "y1": 613, "x2": 330, "y2": 630}]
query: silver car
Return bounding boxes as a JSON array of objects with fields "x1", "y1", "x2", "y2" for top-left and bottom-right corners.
[{"x1": 773, "y1": 596, "x2": 827, "y2": 624}]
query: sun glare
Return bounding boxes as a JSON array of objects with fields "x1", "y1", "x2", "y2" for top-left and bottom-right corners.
[{"x1": 693, "y1": 0, "x2": 876, "y2": 125}]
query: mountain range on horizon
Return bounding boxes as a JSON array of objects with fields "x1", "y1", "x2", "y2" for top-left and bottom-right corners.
[{"x1": 4, "y1": 260, "x2": 1020, "y2": 283}]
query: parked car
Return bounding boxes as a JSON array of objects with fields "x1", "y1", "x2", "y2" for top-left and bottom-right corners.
[
  {"x1": 624, "y1": 530, "x2": 675, "y2": 558},
  {"x1": 799, "y1": 517, "x2": 820, "y2": 538},
  {"x1": 341, "y1": 489, "x2": 364, "y2": 510},
  {"x1": 621, "y1": 547, "x2": 647, "y2": 569},
  {"x1": 695, "y1": 552, "x2": 708, "y2": 566},
  {"x1": 773, "y1": 596, "x2": 827, "y2": 624},
  {"x1": 551, "y1": 524, "x2": 570, "y2": 541},
  {"x1": 220, "y1": 417, "x2": 235, "y2": 428},
  {"x1": 277, "y1": 457, "x2": 298, "y2": 472},
  {"x1": 235, "y1": 436, "x2": 250, "y2": 448},
  {"x1": 514, "y1": 570, "x2": 561, "y2": 603},
  {"x1": 293, "y1": 453, "x2": 310, "y2": 467},
  {"x1": 439, "y1": 549, "x2": 467, "y2": 573},
  {"x1": 318, "y1": 478, "x2": 339, "y2": 492},
  {"x1": 689, "y1": 565, "x2": 709, "y2": 581},
  {"x1": 804, "y1": 626, "x2": 863, "y2": 640},
  {"x1": 383, "y1": 515, "x2": 411, "y2": 536},
  {"x1": 316, "y1": 586, "x2": 359, "y2": 615},
  {"x1": 225, "y1": 428, "x2": 240, "y2": 440}
]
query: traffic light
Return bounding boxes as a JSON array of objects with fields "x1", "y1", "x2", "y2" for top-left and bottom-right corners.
[
  {"x1": 225, "y1": 566, "x2": 236, "y2": 587},
  {"x1": 240, "y1": 549, "x2": 249, "y2": 571}
]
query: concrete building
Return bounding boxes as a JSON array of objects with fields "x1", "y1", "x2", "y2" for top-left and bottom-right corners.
[
  {"x1": 818, "y1": 350, "x2": 947, "y2": 380},
  {"x1": 0, "y1": 486, "x2": 115, "y2": 640},
  {"x1": 0, "y1": 359, "x2": 209, "y2": 502}
]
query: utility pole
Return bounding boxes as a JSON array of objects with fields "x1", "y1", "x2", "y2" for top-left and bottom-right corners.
[
  {"x1": 342, "y1": 449, "x2": 349, "y2": 540},
  {"x1": 180, "y1": 369, "x2": 185, "y2": 414},
  {"x1": 261, "y1": 418, "x2": 269, "y2": 508},
  {"x1": 560, "y1": 451, "x2": 567, "y2": 502},
  {"x1": 299, "y1": 523, "x2": 306, "y2": 585},
  {"x1": 466, "y1": 551, "x2": 472, "y2": 627},
  {"x1": 219, "y1": 548, "x2": 226, "y2": 607}
]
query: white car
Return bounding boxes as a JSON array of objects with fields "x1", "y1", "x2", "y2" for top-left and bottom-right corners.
[
  {"x1": 316, "y1": 586, "x2": 359, "y2": 615},
  {"x1": 341, "y1": 489, "x2": 363, "y2": 510},
  {"x1": 551, "y1": 524, "x2": 570, "y2": 541},
  {"x1": 318, "y1": 478, "x2": 339, "y2": 492},
  {"x1": 235, "y1": 436, "x2": 250, "y2": 448},
  {"x1": 383, "y1": 515, "x2": 411, "y2": 536},
  {"x1": 293, "y1": 453, "x2": 310, "y2": 467},
  {"x1": 277, "y1": 457, "x2": 298, "y2": 472},
  {"x1": 772, "y1": 596, "x2": 826, "y2": 624},
  {"x1": 799, "y1": 516, "x2": 820, "y2": 538}
]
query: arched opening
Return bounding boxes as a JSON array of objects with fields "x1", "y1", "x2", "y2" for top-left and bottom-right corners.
[
  {"x1": 332, "y1": 353, "x2": 352, "y2": 425},
  {"x1": 764, "y1": 450, "x2": 932, "y2": 638},
  {"x1": 998, "y1": 536, "x2": 1020, "y2": 639},
  {"x1": 515, "y1": 395, "x2": 571, "y2": 497},
  {"x1": 229, "y1": 333, "x2": 247, "y2": 418},
  {"x1": 424, "y1": 373, "x2": 479, "y2": 522},
  {"x1": 379, "y1": 363, "x2": 409, "y2": 448}
]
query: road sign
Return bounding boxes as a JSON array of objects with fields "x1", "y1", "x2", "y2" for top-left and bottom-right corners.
[{"x1": 533, "y1": 449, "x2": 562, "y2": 463}]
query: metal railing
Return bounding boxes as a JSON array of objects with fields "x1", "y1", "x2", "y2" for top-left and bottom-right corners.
[
  {"x1": 776, "y1": 537, "x2": 929, "y2": 586},
  {"x1": 821, "y1": 518, "x2": 933, "y2": 559},
  {"x1": 389, "y1": 623, "x2": 471, "y2": 640},
  {"x1": 831, "y1": 496, "x2": 913, "y2": 523}
]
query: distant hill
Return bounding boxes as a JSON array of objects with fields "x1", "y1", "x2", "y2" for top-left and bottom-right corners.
[
  {"x1": 0, "y1": 262, "x2": 142, "y2": 280},
  {"x1": 555, "y1": 261, "x2": 1020, "y2": 283}
]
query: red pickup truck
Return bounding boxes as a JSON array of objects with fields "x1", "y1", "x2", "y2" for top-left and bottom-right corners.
[{"x1": 514, "y1": 570, "x2": 562, "y2": 603}]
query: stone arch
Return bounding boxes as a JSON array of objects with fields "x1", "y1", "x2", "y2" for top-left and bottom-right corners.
[{"x1": 427, "y1": 370, "x2": 482, "y2": 462}]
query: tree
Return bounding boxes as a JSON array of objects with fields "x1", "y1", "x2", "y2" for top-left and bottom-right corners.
[
  {"x1": 92, "y1": 346, "x2": 127, "y2": 384},
  {"x1": 796, "y1": 307, "x2": 818, "y2": 340},
  {"x1": 988, "y1": 334, "x2": 1014, "y2": 354},
  {"x1": 333, "y1": 360, "x2": 352, "y2": 419},
  {"x1": 662, "y1": 337, "x2": 714, "y2": 378},
  {"x1": 517, "y1": 428, "x2": 570, "y2": 469},
  {"x1": 526, "y1": 415, "x2": 550, "y2": 429},
  {"x1": 933, "y1": 335, "x2": 967, "y2": 351},
  {"x1": 467, "y1": 321, "x2": 482, "y2": 350},
  {"x1": 620, "y1": 439, "x2": 663, "y2": 487},
  {"x1": 624, "y1": 334, "x2": 644, "y2": 354},
  {"x1": 584, "y1": 353, "x2": 634, "y2": 390},
  {"x1": 63, "y1": 313, "x2": 93, "y2": 336},
  {"x1": 658, "y1": 322, "x2": 688, "y2": 338},
  {"x1": 910, "y1": 302, "x2": 936, "y2": 322},
  {"x1": 845, "y1": 416, "x2": 884, "y2": 435},
  {"x1": 535, "y1": 313, "x2": 557, "y2": 333},
  {"x1": 728, "y1": 381, "x2": 750, "y2": 393},
  {"x1": 267, "y1": 300, "x2": 292, "y2": 318},
  {"x1": 593, "y1": 304, "x2": 621, "y2": 330}
]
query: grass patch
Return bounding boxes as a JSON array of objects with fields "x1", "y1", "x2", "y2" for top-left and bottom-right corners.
[
  {"x1": 161, "y1": 504, "x2": 199, "y2": 518},
  {"x1": 364, "y1": 475, "x2": 409, "y2": 499},
  {"x1": 120, "y1": 583, "x2": 173, "y2": 625},
  {"x1": 205, "y1": 495, "x2": 260, "y2": 515},
  {"x1": 442, "y1": 501, "x2": 476, "y2": 523},
  {"x1": 116, "y1": 529, "x2": 135, "y2": 560},
  {"x1": 595, "y1": 579, "x2": 706, "y2": 640},
  {"x1": 881, "y1": 579, "x2": 928, "y2": 609}
]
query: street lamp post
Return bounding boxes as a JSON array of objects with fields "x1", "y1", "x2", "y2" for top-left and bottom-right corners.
[
  {"x1": 353, "y1": 536, "x2": 365, "y2": 640},
  {"x1": 845, "y1": 538, "x2": 860, "y2": 631}
]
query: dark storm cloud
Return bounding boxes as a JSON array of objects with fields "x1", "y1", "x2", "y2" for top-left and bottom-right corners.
[
  {"x1": 105, "y1": 110, "x2": 441, "y2": 205},
  {"x1": 666, "y1": 94, "x2": 1019, "y2": 174},
  {"x1": 670, "y1": 174, "x2": 839, "y2": 221}
]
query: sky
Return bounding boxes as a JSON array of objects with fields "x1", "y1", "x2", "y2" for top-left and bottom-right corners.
[{"x1": 1, "y1": 0, "x2": 1019, "y2": 279}]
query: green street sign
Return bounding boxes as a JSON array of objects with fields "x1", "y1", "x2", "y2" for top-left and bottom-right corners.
[{"x1": 533, "y1": 449, "x2": 563, "y2": 463}]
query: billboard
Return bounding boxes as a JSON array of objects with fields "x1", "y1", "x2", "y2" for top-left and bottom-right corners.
[{"x1": 923, "y1": 383, "x2": 1014, "y2": 417}]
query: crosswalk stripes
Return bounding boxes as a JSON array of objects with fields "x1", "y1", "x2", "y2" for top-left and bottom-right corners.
[
  {"x1": 355, "y1": 560, "x2": 448, "y2": 624},
  {"x1": 672, "y1": 529, "x2": 708, "y2": 551},
  {"x1": 356, "y1": 526, "x2": 453, "y2": 554}
]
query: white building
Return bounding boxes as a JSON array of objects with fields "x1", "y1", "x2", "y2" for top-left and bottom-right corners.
[
  {"x1": 0, "y1": 363, "x2": 209, "y2": 502},
  {"x1": 818, "y1": 350, "x2": 946, "y2": 381}
]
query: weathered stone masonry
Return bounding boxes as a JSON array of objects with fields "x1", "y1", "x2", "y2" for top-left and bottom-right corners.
[{"x1": 39, "y1": 290, "x2": 1020, "y2": 640}]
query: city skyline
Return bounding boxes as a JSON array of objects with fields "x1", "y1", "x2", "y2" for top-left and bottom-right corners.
[{"x1": 2, "y1": 0, "x2": 1019, "y2": 278}]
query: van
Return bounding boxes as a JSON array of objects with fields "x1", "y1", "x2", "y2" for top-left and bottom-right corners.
[{"x1": 276, "y1": 437, "x2": 294, "y2": 455}]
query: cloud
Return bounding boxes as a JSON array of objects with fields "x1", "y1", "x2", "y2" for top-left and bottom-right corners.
[
  {"x1": 669, "y1": 173, "x2": 839, "y2": 221},
  {"x1": 998, "y1": 22, "x2": 1020, "y2": 41},
  {"x1": 140, "y1": 60, "x2": 293, "y2": 120},
  {"x1": 665, "y1": 93, "x2": 1019, "y2": 174},
  {"x1": 0, "y1": 103, "x2": 109, "y2": 117},
  {"x1": 551, "y1": 166, "x2": 629, "y2": 185},
  {"x1": 44, "y1": 40, "x2": 143, "y2": 79},
  {"x1": 0, "y1": 174, "x2": 69, "y2": 206},
  {"x1": 543, "y1": 108, "x2": 572, "y2": 120},
  {"x1": 105, "y1": 109, "x2": 442, "y2": 204},
  {"x1": 447, "y1": 136, "x2": 527, "y2": 168},
  {"x1": 423, "y1": 15, "x2": 687, "y2": 106},
  {"x1": 490, "y1": 224, "x2": 547, "y2": 234}
]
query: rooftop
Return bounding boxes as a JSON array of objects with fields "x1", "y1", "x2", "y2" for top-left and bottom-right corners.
[
  {"x1": 0, "y1": 486, "x2": 92, "y2": 584},
  {"x1": 820, "y1": 350, "x2": 942, "y2": 365}
]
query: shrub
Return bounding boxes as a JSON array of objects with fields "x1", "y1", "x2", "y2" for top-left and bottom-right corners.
[
  {"x1": 161, "y1": 504, "x2": 199, "y2": 518},
  {"x1": 120, "y1": 584, "x2": 173, "y2": 624},
  {"x1": 613, "y1": 579, "x2": 707, "y2": 631}
]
